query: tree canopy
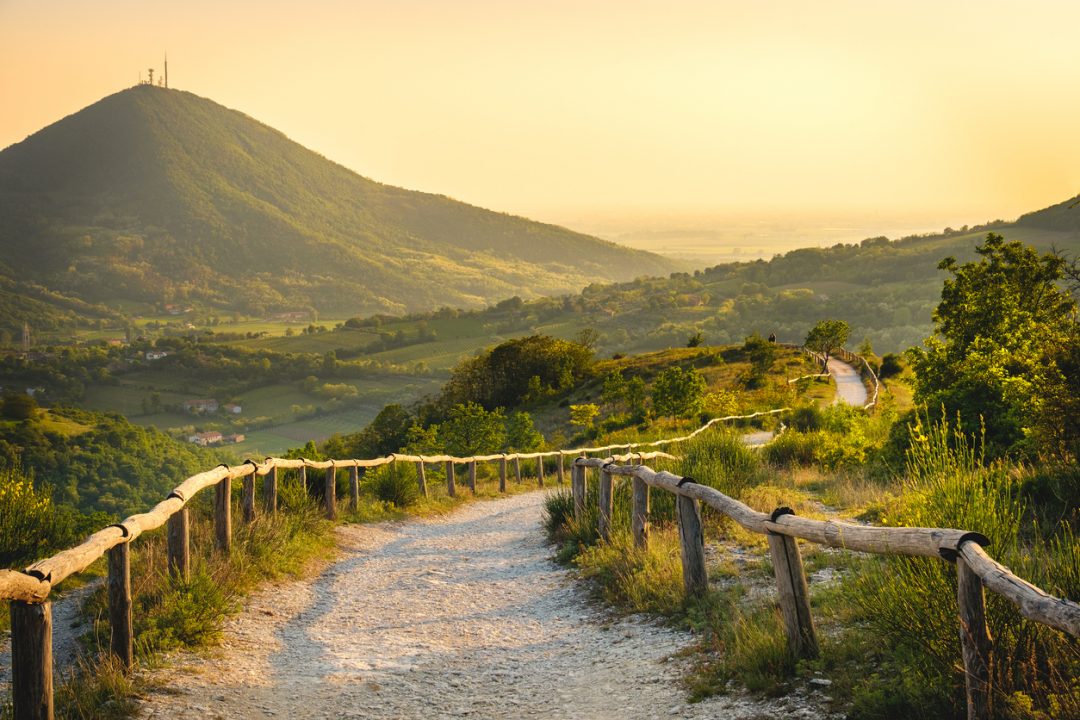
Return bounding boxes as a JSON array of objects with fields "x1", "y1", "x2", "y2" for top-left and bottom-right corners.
[
  {"x1": 805, "y1": 319, "x2": 851, "y2": 368},
  {"x1": 909, "y1": 234, "x2": 1079, "y2": 457}
]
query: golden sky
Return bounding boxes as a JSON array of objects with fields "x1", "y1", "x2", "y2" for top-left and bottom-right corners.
[{"x1": 3, "y1": 0, "x2": 1079, "y2": 227}]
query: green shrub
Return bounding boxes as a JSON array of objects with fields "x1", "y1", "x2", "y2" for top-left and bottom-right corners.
[
  {"x1": 762, "y1": 431, "x2": 822, "y2": 468},
  {"x1": 367, "y1": 463, "x2": 420, "y2": 507},
  {"x1": 853, "y1": 415, "x2": 1080, "y2": 718},
  {"x1": 678, "y1": 429, "x2": 761, "y2": 500}
]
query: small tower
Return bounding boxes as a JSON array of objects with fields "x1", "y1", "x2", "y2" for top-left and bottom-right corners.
[
  {"x1": 148, "y1": 67, "x2": 154, "y2": 86},
  {"x1": 164, "y1": 52, "x2": 168, "y2": 88}
]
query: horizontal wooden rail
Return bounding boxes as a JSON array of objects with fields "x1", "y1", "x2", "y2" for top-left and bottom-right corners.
[{"x1": 571, "y1": 456, "x2": 1079, "y2": 720}]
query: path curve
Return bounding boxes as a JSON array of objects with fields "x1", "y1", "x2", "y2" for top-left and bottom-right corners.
[
  {"x1": 827, "y1": 357, "x2": 868, "y2": 406},
  {"x1": 138, "y1": 492, "x2": 832, "y2": 719}
]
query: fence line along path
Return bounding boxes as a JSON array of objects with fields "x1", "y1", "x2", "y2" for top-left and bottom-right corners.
[{"x1": 137, "y1": 491, "x2": 837, "y2": 720}]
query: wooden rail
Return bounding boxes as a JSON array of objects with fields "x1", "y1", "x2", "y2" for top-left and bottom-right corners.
[
  {"x1": 571, "y1": 457, "x2": 1080, "y2": 720},
  {"x1": 0, "y1": 345, "x2": 871, "y2": 719}
]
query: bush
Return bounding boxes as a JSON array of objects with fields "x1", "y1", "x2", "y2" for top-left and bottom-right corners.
[
  {"x1": 879, "y1": 353, "x2": 904, "y2": 378},
  {"x1": 367, "y1": 463, "x2": 420, "y2": 507},
  {"x1": 853, "y1": 415, "x2": 1080, "y2": 718},
  {"x1": 788, "y1": 405, "x2": 823, "y2": 432},
  {"x1": 679, "y1": 429, "x2": 762, "y2": 500},
  {"x1": 762, "y1": 431, "x2": 822, "y2": 468}
]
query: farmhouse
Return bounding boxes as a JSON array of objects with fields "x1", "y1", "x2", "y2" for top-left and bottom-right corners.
[
  {"x1": 183, "y1": 398, "x2": 219, "y2": 414},
  {"x1": 188, "y1": 431, "x2": 223, "y2": 446}
]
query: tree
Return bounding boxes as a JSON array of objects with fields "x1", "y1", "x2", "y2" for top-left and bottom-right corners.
[
  {"x1": 686, "y1": 331, "x2": 704, "y2": 347},
  {"x1": 909, "y1": 234, "x2": 1078, "y2": 456},
  {"x1": 743, "y1": 332, "x2": 777, "y2": 384},
  {"x1": 805, "y1": 319, "x2": 851, "y2": 369},
  {"x1": 652, "y1": 366, "x2": 707, "y2": 423},
  {"x1": 505, "y1": 411, "x2": 544, "y2": 451},
  {"x1": 437, "y1": 403, "x2": 506, "y2": 456},
  {"x1": 569, "y1": 404, "x2": 600, "y2": 431},
  {"x1": 1, "y1": 394, "x2": 37, "y2": 421},
  {"x1": 345, "y1": 404, "x2": 413, "y2": 457},
  {"x1": 625, "y1": 376, "x2": 648, "y2": 422},
  {"x1": 601, "y1": 371, "x2": 627, "y2": 413}
]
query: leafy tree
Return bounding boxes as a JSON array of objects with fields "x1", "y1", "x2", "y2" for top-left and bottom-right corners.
[
  {"x1": 743, "y1": 333, "x2": 777, "y2": 384},
  {"x1": 625, "y1": 376, "x2": 648, "y2": 422},
  {"x1": 340, "y1": 404, "x2": 413, "y2": 458},
  {"x1": 601, "y1": 371, "x2": 627, "y2": 413},
  {"x1": 505, "y1": 411, "x2": 544, "y2": 451},
  {"x1": 909, "y1": 234, "x2": 1078, "y2": 456},
  {"x1": 569, "y1": 404, "x2": 600, "y2": 431},
  {"x1": 437, "y1": 402, "x2": 506, "y2": 456},
  {"x1": 652, "y1": 366, "x2": 707, "y2": 423},
  {"x1": 686, "y1": 331, "x2": 704, "y2": 347},
  {"x1": 1, "y1": 394, "x2": 38, "y2": 421},
  {"x1": 805, "y1": 319, "x2": 851, "y2": 369}
]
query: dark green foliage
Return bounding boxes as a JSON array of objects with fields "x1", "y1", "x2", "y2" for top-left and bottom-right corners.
[
  {"x1": 505, "y1": 411, "x2": 543, "y2": 451},
  {"x1": 1, "y1": 393, "x2": 37, "y2": 420},
  {"x1": 0, "y1": 406, "x2": 220, "y2": 516},
  {"x1": 909, "y1": 234, "x2": 1079, "y2": 458},
  {"x1": 0, "y1": 86, "x2": 674, "y2": 327},
  {"x1": 437, "y1": 402, "x2": 507, "y2": 456},
  {"x1": 878, "y1": 352, "x2": 904, "y2": 378},
  {"x1": 742, "y1": 332, "x2": 777, "y2": 386},
  {"x1": 367, "y1": 463, "x2": 420, "y2": 507},
  {"x1": 440, "y1": 334, "x2": 595, "y2": 409},
  {"x1": 652, "y1": 365, "x2": 707, "y2": 421},
  {"x1": 804, "y1": 319, "x2": 851, "y2": 367}
]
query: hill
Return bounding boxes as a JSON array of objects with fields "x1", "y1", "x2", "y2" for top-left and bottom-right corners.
[
  {"x1": 217, "y1": 216, "x2": 1080, "y2": 362},
  {"x1": 0, "y1": 86, "x2": 677, "y2": 333}
]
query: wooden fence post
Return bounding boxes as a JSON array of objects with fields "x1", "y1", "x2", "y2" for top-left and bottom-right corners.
[
  {"x1": 468, "y1": 460, "x2": 477, "y2": 494},
  {"x1": 514, "y1": 457, "x2": 522, "y2": 484},
  {"x1": 263, "y1": 466, "x2": 278, "y2": 514},
  {"x1": 767, "y1": 520, "x2": 819, "y2": 659},
  {"x1": 324, "y1": 464, "x2": 337, "y2": 520},
  {"x1": 598, "y1": 467, "x2": 614, "y2": 541},
  {"x1": 242, "y1": 472, "x2": 256, "y2": 523},
  {"x1": 572, "y1": 461, "x2": 586, "y2": 521},
  {"x1": 557, "y1": 453, "x2": 565, "y2": 485},
  {"x1": 537, "y1": 456, "x2": 545, "y2": 487},
  {"x1": 445, "y1": 460, "x2": 456, "y2": 497},
  {"x1": 349, "y1": 466, "x2": 360, "y2": 510},
  {"x1": 107, "y1": 542, "x2": 133, "y2": 669},
  {"x1": 676, "y1": 494, "x2": 707, "y2": 597},
  {"x1": 958, "y1": 556, "x2": 992, "y2": 720},
  {"x1": 300, "y1": 464, "x2": 307, "y2": 491},
  {"x1": 499, "y1": 455, "x2": 508, "y2": 493},
  {"x1": 167, "y1": 508, "x2": 190, "y2": 580},
  {"x1": 632, "y1": 476, "x2": 649, "y2": 550},
  {"x1": 215, "y1": 476, "x2": 232, "y2": 554},
  {"x1": 10, "y1": 600, "x2": 53, "y2": 720},
  {"x1": 416, "y1": 459, "x2": 428, "y2": 497}
]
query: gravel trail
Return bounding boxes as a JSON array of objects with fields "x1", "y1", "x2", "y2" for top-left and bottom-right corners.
[
  {"x1": 828, "y1": 358, "x2": 868, "y2": 406},
  {"x1": 138, "y1": 491, "x2": 831, "y2": 719}
]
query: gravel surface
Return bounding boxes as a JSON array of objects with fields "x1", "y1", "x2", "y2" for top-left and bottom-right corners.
[
  {"x1": 828, "y1": 358, "x2": 868, "y2": 406},
  {"x1": 137, "y1": 491, "x2": 835, "y2": 719}
]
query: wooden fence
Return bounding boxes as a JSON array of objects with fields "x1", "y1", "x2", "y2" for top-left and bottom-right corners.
[
  {"x1": 0, "y1": 347, "x2": 878, "y2": 718},
  {"x1": 570, "y1": 457, "x2": 1080, "y2": 720}
]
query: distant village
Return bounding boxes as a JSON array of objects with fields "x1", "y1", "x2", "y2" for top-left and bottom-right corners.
[{"x1": 182, "y1": 398, "x2": 244, "y2": 446}]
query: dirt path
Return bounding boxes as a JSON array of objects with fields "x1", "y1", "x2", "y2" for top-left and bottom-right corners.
[
  {"x1": 828, "y1": 357, "x2": 868, "y2": 407},
  {"x1": 138, "y1": 491, "x2": 832, "y2": 720}
]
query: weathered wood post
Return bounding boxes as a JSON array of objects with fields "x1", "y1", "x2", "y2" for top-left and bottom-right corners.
[
  {"x1": 416, "y1": 459, "x2": 428, "y2": 497},
  {"x1": 324, "y1": 463, "x2": 338, "y2": 520},
  {"x1": 107, "y1": 542, "x2": 133, "y2": 669},
  {"x1": 166, "y1": 508, "x2": 190, "y2": 580},
  {"x1": 468, "y1": 460, "x2": 477, "y2": 494},
  {"x1": 572, "y1": 460, "x2": 586, "y2": 521},
  {"x1": 215, "y1": 475, "x2": 232, "y2": 554},
  {"x1": 263, "y1": 466, "x2": 278, "y2": 514},
  {"x1": 299, "y1": 463, "x2": 308, "y2": 492},
  {"x1": 766, "y1": 510, "x2": 819, "y2": 659},
  {"x1": 557, "y1": 453, "x2": 565, "y2": 485},
  {"x1": 598, "y1": 466, "x2": 614, "y2": 541},
  {"x1": 10, "y1": 600, "x2": 53, "y2": 720},
  {"x1": 632, "y1": 475, "x2": 649, "y2": 550},
  {"x1": 349, "y1": 465, "x2": 360, "y2": 510},
  {"x1": 958, "y1": 555, "x2": 992, "y2": 720},
  {"x1": 241, "y1": 472, "x2": 256, "y2": 523},
  {"x1": 514, "y1": 456, "x2": 522, "y2": 484},
  {"x1": 676, "y1": 492, "x2": 707, "y2": 597},
  {"x1": 537, "y1": 456, "x2": 545, "y2": 487},
  {"x1": 445, "y1": 460, "x2": 456, "y2": 497},
  {"x1": 499, "y1": 455, "x2": 508, "y2": 493}
]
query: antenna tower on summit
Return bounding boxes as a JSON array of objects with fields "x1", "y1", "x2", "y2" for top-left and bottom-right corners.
[{"x1": 164, "y1": 53, "x2": 168, "y2": 88}]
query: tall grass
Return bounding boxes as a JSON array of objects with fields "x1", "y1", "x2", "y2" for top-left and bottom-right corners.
[{"x1": 853, "y1": 414, "x2": 1080, "y2": 719}]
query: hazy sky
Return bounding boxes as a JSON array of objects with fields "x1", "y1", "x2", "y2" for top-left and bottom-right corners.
[{"x1": 3, "y1": 0, "x2": 1079, "y2": 228}]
